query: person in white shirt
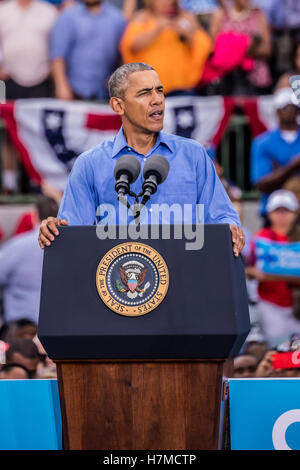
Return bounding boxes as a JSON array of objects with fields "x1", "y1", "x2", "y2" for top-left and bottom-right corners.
[{"x1": 0, "y1": 0, "x2": 57, "y2": 194}]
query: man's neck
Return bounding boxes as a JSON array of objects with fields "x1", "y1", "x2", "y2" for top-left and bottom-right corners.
[
  {"x1": 17, "y1": 0, "x2": 33, "y2": 9},
  {"x1": 85, "y1": 1, "x2": 102, "y2": 13},
  {"x1": 280, "y1": 122, "x2": 299, "y2": 131},
  {"x1": 123, "y1": 127, "x2": 158, "y2": 155}
]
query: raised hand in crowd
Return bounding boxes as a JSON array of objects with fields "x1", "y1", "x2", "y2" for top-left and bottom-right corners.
[
  {"x1": 172, "y1": 13, "x2": 199, "y2": 44},
  {"x1": 255, "y1": 350, "x2": 277, "y2": 377}
]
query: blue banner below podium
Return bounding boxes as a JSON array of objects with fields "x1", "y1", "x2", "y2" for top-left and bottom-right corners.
[
  {"x1": 229, "y1": 378, "x2": 300, "y2": 450},
  {"x1": 1, "y1": 378, "x2": 300, "y2": 450},
  {"x1": 0, "y1": 379, "x2": 62, "y2": 450}
]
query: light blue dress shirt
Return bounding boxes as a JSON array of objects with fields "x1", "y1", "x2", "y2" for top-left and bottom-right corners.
[
  {"x1": 50, "y1": 2, "x2": 126, "y2": 99},
  {"x1": 58, "y1": 128, "x2": 240, "y2": 227},
  {"x1": 0, "y1": 227, "x2": 43, "y2": 324}
]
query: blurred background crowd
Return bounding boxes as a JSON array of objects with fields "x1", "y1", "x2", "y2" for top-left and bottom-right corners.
[{"x1": 0, "y1": 0, "x2": 300, "y2": 381}]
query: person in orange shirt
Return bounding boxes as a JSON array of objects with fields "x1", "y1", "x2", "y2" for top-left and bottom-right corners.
[{"x1": 120, "y1": 0, "x2": 212, "y2": 95}]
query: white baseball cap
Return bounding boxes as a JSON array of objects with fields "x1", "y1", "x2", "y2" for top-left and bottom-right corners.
[
  {"x1": 266, "y1": 189, "x2": 300, "y2": 213},
  {"x1": 273, "y1": 87, "x2": 299, "y2": 110}
]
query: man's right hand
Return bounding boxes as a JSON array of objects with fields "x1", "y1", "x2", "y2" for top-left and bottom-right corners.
[{"x1": 38, "y1": 217, "x2": 68, "y2": 250}]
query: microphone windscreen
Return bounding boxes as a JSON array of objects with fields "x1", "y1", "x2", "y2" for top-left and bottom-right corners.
[
  {"x1": 114, "y1": 155, "x2": 141, "y2": 183},
  {"x1": 143, "y1": 155, "x2": 170, "y2": 184}
]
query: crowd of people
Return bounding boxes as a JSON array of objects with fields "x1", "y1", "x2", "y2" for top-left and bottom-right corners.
[
  {"x1": 1, "y1": 0, "x2": 300, "y2": 101},
  {"x1": 0, "y1": 0, "x2": 300, "y2": 381}
]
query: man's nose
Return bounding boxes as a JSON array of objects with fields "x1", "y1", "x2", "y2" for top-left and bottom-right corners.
[{"x1": 150, "y1": 91, "x2": 164, "y2": 105}]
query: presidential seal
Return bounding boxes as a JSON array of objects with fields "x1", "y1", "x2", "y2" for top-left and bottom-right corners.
[{"x1": 96, "y1": 242, "x2": 169, "y2": 317}]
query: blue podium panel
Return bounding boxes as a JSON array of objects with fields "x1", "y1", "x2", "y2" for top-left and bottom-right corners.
[
  {"x1": 0, "y1": 379, "x2": 62, "y2": 450},
  {"x1": 38, "y1": 225, "x2": 250, "y2": 360},
  {"x1": 229, "y1": 378, "x2": 300, "y2": 450}
]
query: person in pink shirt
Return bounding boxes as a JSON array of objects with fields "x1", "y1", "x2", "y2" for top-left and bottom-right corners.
[{"x1": 207, "y1": 0, "x2": 272, "y2": 95}]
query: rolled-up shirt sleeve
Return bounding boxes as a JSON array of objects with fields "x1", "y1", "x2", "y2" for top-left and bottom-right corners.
[
  {"x1": 197, "y1": 149, "x2": 241, "y2": 227},
  {"x1": 58, "y1": 151, "x2": 97, "y2": 225}
]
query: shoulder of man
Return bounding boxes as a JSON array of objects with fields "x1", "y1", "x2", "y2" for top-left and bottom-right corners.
[
  {"x1": 54, "y1": 2, "x2": 84, "y2": 20},
  {"x1": 160, "y1": 131, "x2": 209, "y2": 158},
  {"x1": 0, "y1": 228, "x2": 39, "y2": 255},
  {"x1": 74, "y1": 139, "x2": 114, "y2": 166},
  {"x1": 103, "y1": 2, "x2": 126, "y2": 21},
  {"x1": 34, "y1": 0, "x2": 57, "y2": 12},
  {"x1": 0, "y1": 0, "x2": 17, "y2": 13},
  {"x1": 252, "y1": 128, "x2": 280, "y2": 148},
  {"x1": 34, "y1": 1, "x2": 58, "y2": 21}
]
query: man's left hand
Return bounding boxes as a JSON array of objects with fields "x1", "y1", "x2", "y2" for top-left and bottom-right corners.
[{"x1": 229, "y1": 225, "x2": 245, "y2": 257}]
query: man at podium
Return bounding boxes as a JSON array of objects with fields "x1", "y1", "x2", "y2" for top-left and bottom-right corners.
[
  {"x1": 38, "y1": 62, "x2": 245, "y2": 256},
  {"x1": 37, "y1": 64, "x2": 250, "y2": 452}
]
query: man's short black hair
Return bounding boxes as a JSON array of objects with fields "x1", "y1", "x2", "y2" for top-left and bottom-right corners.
[{"x1": 108, "y1": 62, "x2": 155, "y2": 99}]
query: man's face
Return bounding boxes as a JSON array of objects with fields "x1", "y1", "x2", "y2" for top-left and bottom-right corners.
[
  {"x1": 277, "y1": 104, "x2": 299, "y2": 126},
  {"x1": 83, "y1": 0, "x2": 102, "y2": 7},
  {"x1": 233, "y1": 355, "x2": 258, "y2": 378},
  {"x1": 121, "y1": 70, "x2": 165, "y2": 134}
]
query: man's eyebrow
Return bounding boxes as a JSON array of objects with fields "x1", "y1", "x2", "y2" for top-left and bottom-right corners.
[{"x1": 136, "y1": 85, "x2": 164, "y2": 94}]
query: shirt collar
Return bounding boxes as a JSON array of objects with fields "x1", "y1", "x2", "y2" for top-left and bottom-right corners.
[{"x1": 111, "y1": 126, "x2": 174, "y2": 158}]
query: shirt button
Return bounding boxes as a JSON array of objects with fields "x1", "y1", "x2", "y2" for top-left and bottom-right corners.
[
  {"x1": 127, "y1": 148, "x2": 131, "y2": 151},
  {"x1": 143, "y1": 158, "x2": 146, "y2": 162}
]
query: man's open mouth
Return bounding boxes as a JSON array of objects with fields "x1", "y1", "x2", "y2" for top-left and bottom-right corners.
[{"x1": 149, "y1": 110, "x2": 164, "y2": 119}]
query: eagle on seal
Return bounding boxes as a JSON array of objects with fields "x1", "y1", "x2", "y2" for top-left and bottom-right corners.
[{"x1": 118, "y1": 265, "x2": 148, "y2": 294}]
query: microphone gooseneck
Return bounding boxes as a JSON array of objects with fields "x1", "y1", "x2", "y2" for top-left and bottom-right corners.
[
  {"x1": 141, "y1": 155, "x2": 170, "y2": 206},
  {"x1": 113, "y1": 154, "x2": 169, "y2": 223}
]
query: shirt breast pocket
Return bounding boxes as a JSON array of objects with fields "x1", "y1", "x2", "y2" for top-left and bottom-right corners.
[
  {"x1": 158, "y1": 192, "x2": 197, "y2": 205},
  {"x1": 150, "y1": 192, "x2": 198, "y2": 224}
]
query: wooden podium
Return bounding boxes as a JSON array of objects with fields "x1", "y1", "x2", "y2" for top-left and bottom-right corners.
[
  {"x1": 56, "y1": 359, "x2": 232, "y2": 450},
  {"x1": 38, "y1": 225, "x2": 249, "y2": 450}
]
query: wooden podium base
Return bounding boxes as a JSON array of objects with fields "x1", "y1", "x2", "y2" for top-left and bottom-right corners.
[{"x1": 56, "y1": 359, "x2": 232, "y2": 450}]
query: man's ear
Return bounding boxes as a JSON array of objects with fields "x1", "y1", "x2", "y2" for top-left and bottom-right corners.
[{"x1": 110, "y1": 97, "x2": 125, "y2": 116}]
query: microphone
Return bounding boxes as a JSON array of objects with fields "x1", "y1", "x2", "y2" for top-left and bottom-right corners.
[
  {"x1": 141, "y1": 155, "x2": 170, "y2": 206},
  {"x1": 114, "y1": 155, "x2": 141, "y2": 200}
]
